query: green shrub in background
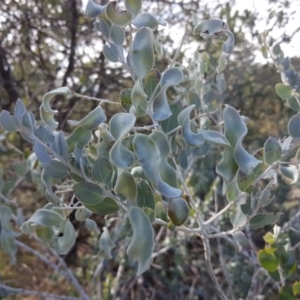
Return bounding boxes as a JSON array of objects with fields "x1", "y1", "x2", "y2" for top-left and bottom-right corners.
[{"x1": 0, "y1": 0, "x2": 300, "y2": 299}]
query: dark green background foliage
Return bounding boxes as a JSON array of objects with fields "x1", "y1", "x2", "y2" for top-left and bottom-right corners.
[{"x1": 0, "y1": 0, "x2": 300, "y2": 299}]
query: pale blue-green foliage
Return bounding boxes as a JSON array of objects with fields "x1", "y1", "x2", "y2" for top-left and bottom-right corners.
[{"x1": 1, "y1": 0, "x2": 300, "y2": 280}]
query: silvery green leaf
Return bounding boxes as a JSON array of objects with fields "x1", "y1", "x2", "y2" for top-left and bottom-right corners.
[
  {"x1": 33, "y1": 141, "x2": 51, "y2": 164},
  {"x1": 280, "y1": 165, "x2": 299, "y2": 183},
  {"x1": 223, "y1": 105, "x2": 261, "y2": 174},
  {"x1": 43, "y1": 160, "x2": 69, "y2": 179},
  {"x1": 103, "y1": 43, "x2": 120, "y2": 63},
  {"x1": 111, "y1": 25, "x2": 125, "y2": 45},
  {"x1": 217, "y1": 52, "x2": 226, "y2": 73},
  {"x1": 36, "y1": 125, "x2": 55, "y2": 145},
  {"x1": 233, "y1": 231, "x2": 252, "y2": 252},
  {"x1": 0, "y1": 205, "x2": 13, "y2": 227},
  {"x1": 85, "y1": 0, "x2": 105, "y2": 18},
  {"x1": 131, "y1": 80, "x2": 147, "y2": 115},
  {"x1": 94, "y1": 19, "x2": 110, "y2": 39},
  {"x1": 75, "y1": 207, "x2": 92, "y2": 221},
  {"x1": 36, "y1": 226, "x2": 55, "y2": 247},
  {"x1": 0, "y1": 231, "x2": 17, "y2": 265},
  {"x1": 22, "y1": 209, "x2": 64, "y2": 231},
  {"x1": 109, "y1": 113, "x2": 136, "y2": 169},
  {"x1": 73, "y1": 182, "x2": 104, "y2": 205},
  {"x1": 14, "y1": 99, "x2": 26, "y2": 121},
  {"x1": 127, "y1": 206, "x2": 154, "y2": 276},
  {"x1": 216, "y1": 146, "x2": 238, "y2": 193},
  {"x1": 177, "y1": 105, "x2": 205, "y2": 147},
  {"x1": 68, "y1": 106, "x2": 106, "y2": 130},
  {"x1": 230, "y1": 205, "x2": 247, "y2": 229},
  {"x1": 136, "y1": 180, "x2": 155, "y2": 210},
  {"x1": 193, "y1": 18, "x2": 227, "y2": 37},
  {"x1": 125, "y1": 0, "x2": 142, "y2": 18},
  {"x1": 57, "y1": 132, "x2": 68, "y2": 160},
  {"x1": 143, "y1": 69, "x2": 161, "y2": 99},
  {"x1": 216, "y1": 73, "x2": 227, "y2": 94},
  {"x1": 40, "y1": 87, "x2": 71, "y2": 129},
  {"x1": 85, "y1": 197, "x2": 119, "y2": 215},
  {"x1": 45, "y1": 190, "x2": 60, "y2": 205},
  {"x1": 98, "y1": 228, "x2": 115, "y2": 259},
  {"x1": 275, "y1": 83, "x2": 292, "y2": 100},
  {"x1": 110, "y1": 139, "x2": 135, "y2": 169},
  {"x1": 91, "y1": 157, "x2": 113, "y2": 184},
  {"x1": 286, "y1": 97, "x2": 299, "y2": 111},
  {"x1": 263, "y1": 137, "x2": 282, "y2": 165},
  {"x1": 250, "y1": 213, "x2": 281, "y2": 230},
  {"x1": 202, "y1": 130, "x2": 230, "y2": 147},
  {"x1": 152, "y1": 68, "x2": 184, "y2": 121},
  {"x1": 133, "y1": 134, "x2": 181, "y2": 198},
  {"x1": 222, "y1": 31, "x2": 235, "y2": 54},
  {"x1": 237, "y1": 169, "x2": 255, "y2": 192},
  {"x1": 131, "y1": 27, "x2": 154, "y2": 80},
  {"x1": 132, "y1": 13, "x2": 166, "y2": 29},
  {"x1": 67, "y1": 126, "x2": 92, "y2": 150},
  {"x1": 105, "y1": 1, "x2": 132, "y2": 26},
  {"x1": 54, "y1": 220, "x2": 76, "y2": 254},
  {"x1": 99, "y1": 123, "x2": 115, "y2": 143},
  {"x1": 288, "y1": 113, "x2": 300, "y2": 139},
  {"x1": 114, "y1": 170, "x2": 137, "y2": 204},
  {"x1": 85, "y1": 219, "x2": 100, "y2": 234},
  {"x1": 0, "y1": 110, "x2": 19, "y2": 132},
  {"x1": 161, "y1": 101, "x2": 181, "y2": 134}
]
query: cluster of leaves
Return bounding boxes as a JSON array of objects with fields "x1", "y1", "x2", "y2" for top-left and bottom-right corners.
[
  {"x1": 1, "y1": 0, "x2": 300, "y2": 299},
  {"x1": 259, "y1": 228, "x2": 299, "y2": 299}
]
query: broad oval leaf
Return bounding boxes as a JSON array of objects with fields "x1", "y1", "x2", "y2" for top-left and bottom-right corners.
[
  {"x1": 85, "y1": 0, "x2": 105, "y2": 18},
  {"x1": 127, "y1": 206, "x2": 154, "y2": 276},
  {"x1": 40, "y1": 87, "x2": 71, "y2": 129},
  {"x1": 131, "y1": 27, "x2": 154, "y2": 80},
  {"x1": 33, "y1": 141, "x2": 51, "y2": 164},
  {"x1": 85, "y1": 219, "x2": 100, "y2": 234},
  {"x1": 66, "y1": 126, "x2": 92, "y2": 150},
  {"x1": 85, "y1": 197, "x2": 119, "y2": 215},
  {"x1": 114, "y1": 170, "x2": 137, "y2": 203},
  {"x1": 75, "y1": 207, "x2": 92, "y2": 221},
  {"x1": 54, "y1": 220, "x2": 76, "y2": 255},
  {"x1": 0, "y1": 110, "x2": 19, "y2": 132},
  {"x1": 110, "y1": 25, "x2": 125, "y2": 45},
  {"x1": 263, "y1": 137, "x2": 282, "y2": 165},
  {"x1": 14, "y1": 99, "x2": 26, "y2": 121},
  {"x1": 22, "y1": 209, "x2": 64, "y2": 231},
  {"x1": 275, "y1": 83, "x2": 292, "y2": 100},
  {"x1": 258, "y1": 249, "x2": 279, "y2": 272},
  {"x1": 73, "y1": 182, "x2": 104, "y2": 205},
  {"x1": 193, "y1": 18, "x2": 227, "y2": 37},
  {"x1": 132, "y1": 12, "x2": 166, "y2": 29},
  {"x1": 110, "y1": 139, "x2": 135, "y2": 169},
  {"x1": 168, "y1": 197, "x2": 189, "y2": 226},
  {"x1": 91, "y1": 157, "x2": 113, "y2": 184},
  {"x1": 109, "y1": 113, "x2": 136, "y2": 140},
  {"x1": 43, "y1": 160, "x2": 69, "y2": 179},
  {"x1": 98, "y1": 228, "x2": 115, "y2": 259},
  {"x1": 288, "y1": 113, "x2": 300, "y2": 139},
  {"x1": 68, "y1": 106, "x2": 106, "y2": 130},
  {"x1": 177, "y1": 105, "x2": 205, "y2": 147},
  {"x1": 94, "y1": 19, "x2": 110, "y2": 39},
  {"x1": 222, "y1": 31, "x2": 235, "y2": 54},
  {"x1": 250, "y1": 213, "x2": 281, "y2": 230},
  {"x1": 103, "y1": 43, "x2": 120, "y2": 63},
  {"x1": 0, "y1": 231, "x2": 17, "y2": 264},
  {"x1": 125, "y1": 0, "x2": 142, "y2": 18},
  {"x1": 136, "y1": 180, "x2": 155, "y2": 210},
  {"x1": 105, "y1": 1, "x2": 132, "y2": 26},
  {"x1": 152, "y1": 68, "x2": 184, "y2": 121}
]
